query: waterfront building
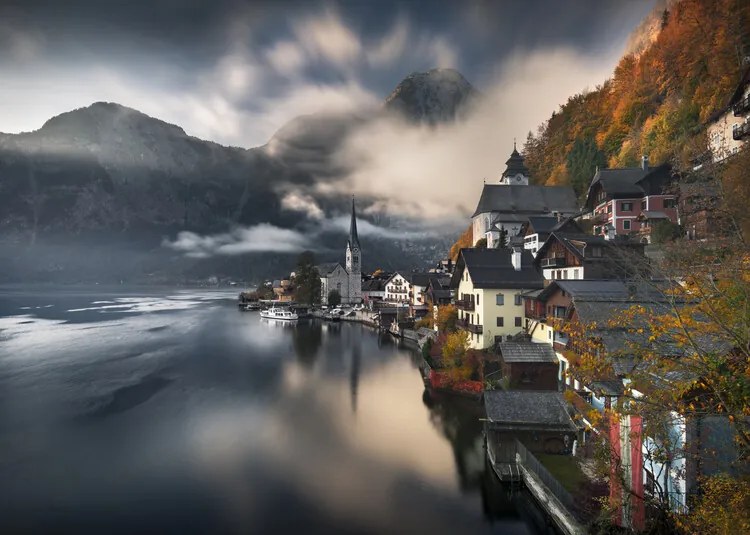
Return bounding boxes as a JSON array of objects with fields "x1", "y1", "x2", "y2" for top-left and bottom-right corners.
[
  {"x1": 450, "y1": 247, "x2": 543, "y2": 350},
  {"x1": 317, "y1": 198, "x2": 362, "y2": 305},
  {"x1": 493, "y1": 342, "x2": 559, "y2": 391},
  {"x1": 383, "y1": 272, "x2": 410, "y2": 304},
  {"x1": 520, "y1": 216, "x2": 581, "y2": 257}
]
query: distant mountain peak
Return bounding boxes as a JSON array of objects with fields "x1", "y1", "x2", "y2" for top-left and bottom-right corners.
[
  {"x1": 40, "y1": 101, "x2": 187, "y2": 139},
  {"x1": 384, "y1": 68, "x2": 480, "y2": 124}
]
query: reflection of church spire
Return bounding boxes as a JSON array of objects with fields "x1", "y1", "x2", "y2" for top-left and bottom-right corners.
[
  {"x1": 348, "y1": 196, "x2": 360, "y2": 250},
  {"x1": 350, "y1": 342, "x2": 361, "y2": 414}
]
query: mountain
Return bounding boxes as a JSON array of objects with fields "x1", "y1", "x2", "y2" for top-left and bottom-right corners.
[
  {"x1": 384, "y1": 68, "x2": 480, "y2": 124},
  {"x1": 0, "y1": 70, "x2": 470, "y2": 284}
]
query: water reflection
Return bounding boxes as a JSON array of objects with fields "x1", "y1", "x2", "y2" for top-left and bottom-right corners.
[{"x1": 0, "y1": 292, "x2": 549, "y2": 534}]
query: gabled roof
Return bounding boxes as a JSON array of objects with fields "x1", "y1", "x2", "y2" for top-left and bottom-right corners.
[
  {"x1": 472, "y1": 185, "x2": 578, "y2": 218},
  {"x1": 584, "y1": 164, "x2": 672, "y2": 208},
  {"x1": 450, "y1": 248, "x2": 544, "y2": 290},
  {"x1": 526, "y1": 216, "x2": 563, "y2": 234},
  {"x1": 408, "y1": 272, "x2": 432, "y2": 287},
  {"x1": 498, "y1": 342, "x2": 557, "y2": 363},
  {"x1": 317, "y1": 262, "x2": 343, "y2": 275},
  {"x1": 484, "y1": 391, "x2": 576, "y2": 431}
]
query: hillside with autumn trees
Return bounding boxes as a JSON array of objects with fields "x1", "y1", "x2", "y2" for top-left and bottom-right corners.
[{"x1": 523, "y1": 0, "x2": 750, "y2": 198}]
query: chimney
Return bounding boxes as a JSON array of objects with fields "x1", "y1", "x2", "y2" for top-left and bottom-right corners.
[
  {"x1": 641, "y1": 154, "x2": 649, "y2": 170},
  {"x1": 511, "y1": 246, "x2": 522, "y2": 271}
]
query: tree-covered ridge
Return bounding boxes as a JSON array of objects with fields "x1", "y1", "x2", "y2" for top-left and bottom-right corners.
[{"x1": 524, "y1": 0, "x2": 750, "y2": 198}]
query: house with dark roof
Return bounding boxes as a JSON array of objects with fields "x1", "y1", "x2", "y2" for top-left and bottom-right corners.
[
  {"x1": 424, "y1": 274, "x2": 452, "y2": 306},
  {"x1": 494, "y1": 342, "x2": 559, "y2": 391},
  {"x1": 471, "y1": 146, "x2": 579, "y2": 246},
  {"x1": 584, "y1": 158, "x2": 677, "y2": 243},
  {"x1": 450, "y1": 247, "x2": 543, "y2": 349},
  {"x1": 360, "y1": 278, "x2": 386, "y2": 305},
  {"x1": 533, "y1": 229, "x2": 646, "y2": 281},
  {"x1": 520, "y1": 216, "x2": 582, "y2": 257}
]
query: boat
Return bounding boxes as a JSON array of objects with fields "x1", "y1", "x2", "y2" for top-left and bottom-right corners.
[
  {"x1": 260, "y1": 307, "x2": 299, "y2": 320},
  {"x1": 242, "y1": 302, "x2": 261, "y2": 311}
]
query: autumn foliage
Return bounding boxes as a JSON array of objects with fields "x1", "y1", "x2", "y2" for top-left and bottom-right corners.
[{"x1": 523, "y1": 0, "x2": 750, "y2": 196}]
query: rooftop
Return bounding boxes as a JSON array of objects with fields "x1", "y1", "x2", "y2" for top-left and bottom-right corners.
[
  {"x1": 498, "y1": 342, "x2": 558, "y2": 363},
  {"x1": 484, "y1": 391, "x2": 576, "y2": 431},
  {"x1": 451, "y1": 248, "x2": 544, "y2": 290},
  {"x1": 472, "y1": 184, "x2": 578, "y2": 218}
]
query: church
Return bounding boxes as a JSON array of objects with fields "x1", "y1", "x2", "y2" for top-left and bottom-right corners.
[
  {"x1": 471, "y1": 144, "x2": 579, "y2": 247},
  {"x1": 317, "y1": 198, "x2": 362, "y2": 305}
]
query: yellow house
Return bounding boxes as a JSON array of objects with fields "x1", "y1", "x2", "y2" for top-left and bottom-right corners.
[{"x1": 450, "y1": 248, "x2": 544, "y2": 350}]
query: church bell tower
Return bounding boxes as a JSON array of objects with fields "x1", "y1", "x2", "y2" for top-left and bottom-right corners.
[{"x1": 345, "y1": 197, "x2": 362, "y2": 303}]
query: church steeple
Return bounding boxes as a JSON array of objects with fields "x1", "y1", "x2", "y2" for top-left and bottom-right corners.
[
  {"x1": 500, "y1": 143, "x2": 530, "y2": 185},
  {"x1": 347, "y1": 196, "x2": 360, "y2": 250}
]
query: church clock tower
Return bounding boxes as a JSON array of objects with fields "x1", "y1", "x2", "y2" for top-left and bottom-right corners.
[{"x1": 345, "y1": 197, "x2": 362, "y2": 303}]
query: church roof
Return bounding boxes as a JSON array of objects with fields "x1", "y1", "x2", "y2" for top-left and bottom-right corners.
[
  {"x1": 348, "y1": 197, "x2": 360, "y2": 250},
  {"x1": 502, "y1": 144, "x2": 530, "y2": 178},
  {"x1": 316, "y1": 263, "x2": 343, "y2": 275},
  {"x1": 472, "y1": 185, "x2": 578, "y2": 217}
]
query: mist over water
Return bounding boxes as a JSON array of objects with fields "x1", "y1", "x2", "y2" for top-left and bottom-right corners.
[{"x1": 0, "y1": 287, "x2": 552, "y2": 534}]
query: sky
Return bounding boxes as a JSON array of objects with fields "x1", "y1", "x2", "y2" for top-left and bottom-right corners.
[{"x1": 1, "y1": 0, "x2": 657, "y2": 149}]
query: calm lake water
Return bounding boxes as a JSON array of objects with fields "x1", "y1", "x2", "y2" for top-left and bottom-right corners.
[{"x1": 0, "y1": 287, "x2": 554, "y2": 534}]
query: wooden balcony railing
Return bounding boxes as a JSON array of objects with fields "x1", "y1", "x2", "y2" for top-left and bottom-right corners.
[
  {"x1": 455, "y1": 298, "x2": 475, "y2": 311},
  {"x1": 456, "y1": 318, "x2": 483, "y2": 334}
]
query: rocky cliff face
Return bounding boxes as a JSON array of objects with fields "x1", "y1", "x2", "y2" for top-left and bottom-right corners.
[
  {"x1": 384, "y1": 68, "x2": 480, "y2": 124},
  {"x1": 0, "y1": 71, "x2": 475, "y2": 283}
]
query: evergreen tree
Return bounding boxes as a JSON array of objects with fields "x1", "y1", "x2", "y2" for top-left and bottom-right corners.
[
  {"x1": 294, "y1": 251, "x2": 322, "y2": 305},
  {"x1": 566, "y1": 137, "x2": 607, "y2": 198},
  {"x1": 497, "y1": 226, "x2": 509, "y2": 249},
  {"x1": 327, "y1": 290, "x2": 341, "y2": 307}
]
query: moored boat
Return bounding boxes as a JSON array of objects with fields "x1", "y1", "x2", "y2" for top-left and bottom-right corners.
[{"x1": 260, "y1": 307, "x2": 299, "y2": 320}]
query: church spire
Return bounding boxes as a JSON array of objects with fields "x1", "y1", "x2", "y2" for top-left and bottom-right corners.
[{"x1": 348, "y1": 196, "x2": 360, "y2": 249}]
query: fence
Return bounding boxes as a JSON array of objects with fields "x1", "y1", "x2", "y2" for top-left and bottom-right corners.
[{"x1": 515, "y1": 439, "x2": 579, "y2": 518}]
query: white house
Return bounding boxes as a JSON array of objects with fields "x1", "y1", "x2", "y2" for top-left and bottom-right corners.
[
  {"x1": 384, "y1": 272, "x2": 410, "y2": 304},
  {"x1": 707, "y1": 65, "x2": 750, "y2": 163}
]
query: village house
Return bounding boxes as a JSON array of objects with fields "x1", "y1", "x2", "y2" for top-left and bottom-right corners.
[
  {"x1": 472, "y1": 145, "x2": 579, "y2": 247},
  {"x1": 360, "y1": 278, "x2": 386, "y2": 306},
  {"x1": 584, "y1": 158, "x2": 677, "y2": 243},
  {"x1": 533, "y1": 230, "x2": 646, "y2": 281},
  {"x1": 520, "y1": 216, "x2": 580, "y2": 257},
  {"x1": 424, "y1": 274, "x2": 452, "y2": 306},
  {"x1": 450, "y1": 247, "x2": 544, "y2": 350},
  {"x1": 706, "y1": 65, "x2": 750, "y2": 162},
  {"x1": 383, "y1": 272, "x2": 411, "y2": 304}
]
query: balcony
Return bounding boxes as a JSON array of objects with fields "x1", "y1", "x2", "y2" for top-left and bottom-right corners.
[
  {"x1": 455, "y1": 298, "x2": 475, "y2": 311},
  {"x1": 732, "y1": 121, "x2": 750, "y2": 141},
  {"x1": 733, "y1": 95, "x2": 750, "y2": 117},
  {"x1": 456, "y1": 318, "x2": 483, "y2": 334},
  {"x1": 541, "y1": 256, "x2": 566, "y2": 268}
]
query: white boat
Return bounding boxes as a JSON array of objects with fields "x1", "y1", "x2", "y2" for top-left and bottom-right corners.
[{"x1": 260, "y1": 307, "x2": 299, "y2": 321}]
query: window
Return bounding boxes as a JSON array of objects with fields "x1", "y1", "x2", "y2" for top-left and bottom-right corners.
[
  {"x1": 621, "y1": 202, "x2": 633, "y2": 211},
  {"x1": 664, "y1": 198, "x2": 676, "y2": 209},
  {"x1": 641, "y1": 199, "x2": 647, "y2": 210},
  {"x1": 563, "y1": 270, "x2": 568, "y2": 279},
  {"x1": 496, "y1": 317, "x2": 504, "y2": 327},
  {"x1": 607, "y1": 203, "x2": 612, "y2": 214},
  {"x1": 514, "y1": 294, "x2": 522, "y2": 306},
  {"x1": 515, "y1": 317, "x2": 522, "y2": 327},
  {"x1": 623, "y1": 219, "x2": 631, "y2": 231},
  {"x1": 574, "y1": 269, "x2": 580, "y2": 279},
  {"x1": 495, "y1": 293, "x2": 504, "y2": 305},
  {"x1": 476, "y1": 293, "x2": 480, "y2": 306},
  {"x1": 589, "y1": 246, "x2": 602, "y2": 258}
]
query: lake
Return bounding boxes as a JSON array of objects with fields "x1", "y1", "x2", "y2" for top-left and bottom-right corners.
[{"x1": 0, "y1": 287, "x2": 555, "y2": 534}]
